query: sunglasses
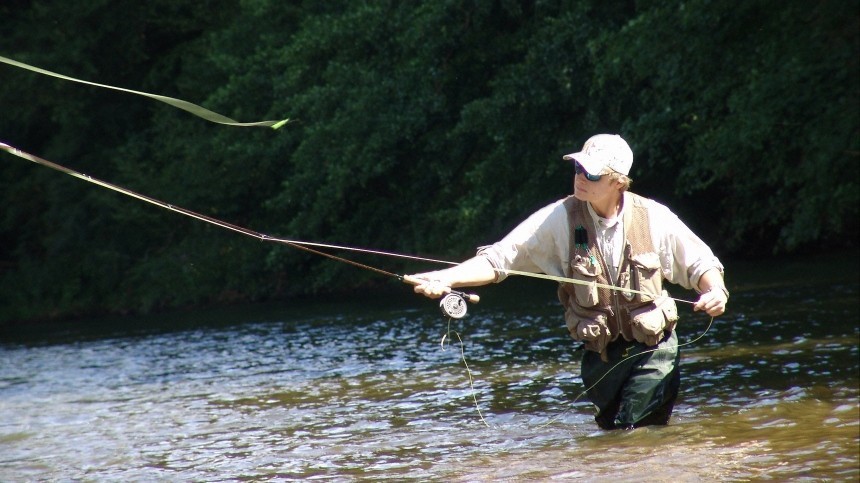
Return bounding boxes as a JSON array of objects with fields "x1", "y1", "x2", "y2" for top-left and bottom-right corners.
[{"x1": 574, "y1": 162, "x2": 604, "y2": 182}]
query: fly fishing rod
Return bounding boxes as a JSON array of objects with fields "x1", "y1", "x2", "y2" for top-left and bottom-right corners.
[
  {"x1": 0, "y1": 141, "x2": 478, "y2": 318},
  {"x1": 1, "y1": 141, "x2": 703, "y2": 316}
]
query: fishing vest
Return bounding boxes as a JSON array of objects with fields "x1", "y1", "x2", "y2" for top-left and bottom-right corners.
[{"x1": 557, "y1": 192, "x2": 678, "y2": 360}]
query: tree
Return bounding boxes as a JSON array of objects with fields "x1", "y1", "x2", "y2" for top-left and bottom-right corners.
[
  {"x1": 591, "y1": 0, "x2": 859, "y2": 253},
  {"x1": 1, "y1": 0, "x2": 856, "y2": 322}
]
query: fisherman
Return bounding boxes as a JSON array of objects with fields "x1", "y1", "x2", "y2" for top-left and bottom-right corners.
[{"x1": 409, "y1": 134, "x2": 728, "y2": 430}]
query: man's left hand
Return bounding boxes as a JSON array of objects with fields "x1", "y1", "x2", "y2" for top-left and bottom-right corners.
[{"x1": 693, "y1": 287, "x2": 728, "y2": 317}]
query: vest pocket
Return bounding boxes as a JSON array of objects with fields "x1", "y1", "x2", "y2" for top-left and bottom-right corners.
[
  {"x1": 564, "y1": 303, "x2": 612, "y2": 355},
  {"x1": 629, "y1": 291, "x2": 679, "y2": 346},
  {"x1": 630, "y1": 252, "x2": 661, "y2": 303},
  {"x1": 570, "y1": 255, "x2": 601, "y2": 307}
]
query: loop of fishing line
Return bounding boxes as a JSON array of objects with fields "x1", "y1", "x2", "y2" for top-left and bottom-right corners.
[
  {"x1": 0, "y1": 55, "x2": 289, "y2": 129},
  {"x1": 440, "y1": 316, "x2": 491, "y2": 428}
]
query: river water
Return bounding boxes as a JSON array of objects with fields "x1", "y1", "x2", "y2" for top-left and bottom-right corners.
[{"x1": 1, "y1": 253, "x2": 858, "y2": 481}]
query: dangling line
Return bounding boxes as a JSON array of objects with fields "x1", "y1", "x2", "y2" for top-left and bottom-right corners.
[
  {"x1": 440, "y1": 317, "x2": 491, "y2": 428},
  {"x1": 0, "y1": 55, "x2": 290, "y2": 129}
]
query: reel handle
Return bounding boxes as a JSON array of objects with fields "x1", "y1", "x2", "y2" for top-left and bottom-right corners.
[{"x1": 401, "y1": 275, "x2": 480, "y2": 304}]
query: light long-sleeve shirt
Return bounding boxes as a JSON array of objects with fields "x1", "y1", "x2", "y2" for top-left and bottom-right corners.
[{"x1": 477, "y1": 193, "x2": 724, "y2": 292}]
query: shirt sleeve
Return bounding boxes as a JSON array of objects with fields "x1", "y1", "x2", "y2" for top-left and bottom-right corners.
[
  {"x1": 476, "y1": 199, "x2": 570, "y2": 282},
  {"x1": 647, "y1": 199, "x2": 724, "y2": 291}
]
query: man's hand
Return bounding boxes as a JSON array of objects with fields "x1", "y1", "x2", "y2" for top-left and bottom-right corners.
[
  {"x1": 406, "y1": 274, "x2": 452, "y2": 299},
  {"x1": 693, "y1": 286, "x2": 728, "y2": 317},
  {"x1": 404, "y1": 256, "x2": 497, "y2": 300}
]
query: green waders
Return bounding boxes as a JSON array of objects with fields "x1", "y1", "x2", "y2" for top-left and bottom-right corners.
[{"x1": 580, "y1": 330, "x2": 681, "y2": 430}]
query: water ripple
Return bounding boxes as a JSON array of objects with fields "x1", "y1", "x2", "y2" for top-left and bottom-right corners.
[{"x1": 1, "y1": 276, "x2": 857, "y2": 481}]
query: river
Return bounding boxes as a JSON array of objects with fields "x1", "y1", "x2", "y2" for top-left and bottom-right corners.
[{"x1": 1, "y1": 252, "x2": 858, "y2": 481}]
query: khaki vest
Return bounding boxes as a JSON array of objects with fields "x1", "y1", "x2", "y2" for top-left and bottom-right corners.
[{"x1": 557, "y1": 192, "x2": 678, "y2": 359}]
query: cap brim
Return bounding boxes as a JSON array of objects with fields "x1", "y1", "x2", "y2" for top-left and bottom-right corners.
[{"x1": 563, "y1": 152, "x2": 604, "y2": 176}]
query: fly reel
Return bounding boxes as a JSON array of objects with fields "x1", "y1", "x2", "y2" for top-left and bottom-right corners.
[{"x1": 440, "y1": 293, "x2": 468, "y2": 319}]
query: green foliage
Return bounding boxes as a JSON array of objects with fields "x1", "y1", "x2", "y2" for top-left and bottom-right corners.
[
  {"x1": 1, "y1": 0, "x2": 856, "y2": 322},
  {"x1": 591, "y1": 0, "x2": 859, "y2": 252}
]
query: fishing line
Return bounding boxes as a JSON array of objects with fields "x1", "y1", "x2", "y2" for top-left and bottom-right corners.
[
  {"x1": 537, "y1": 315, "x2": 716, "y2": 428},
  {"x1": 497, "y1": 268, "x2": 698, "y2": 308},
  {"x1": 2, "y1": 141, "x2": 716, "y2": 428},
  {"x1": 0, "y1": 55, "x2": 290, "y2": 129},
  {"x1": 499, "y1": 267, "x2": 713, "y2": 428},
  {"x1": 440, "y1": 317, "x2": 491, "y2": 428},
  {"x1": 1, "y1": 55, "x2": 721, "y2": 431}
]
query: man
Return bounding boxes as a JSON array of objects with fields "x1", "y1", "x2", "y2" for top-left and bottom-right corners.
[{"x1": 410, "y1": 134, "x2": 728, "y2": 429}]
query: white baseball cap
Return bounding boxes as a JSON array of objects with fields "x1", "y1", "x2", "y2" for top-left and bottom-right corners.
[{"x1": 563, "y1": 134, "x2": 633, "y2": 176}]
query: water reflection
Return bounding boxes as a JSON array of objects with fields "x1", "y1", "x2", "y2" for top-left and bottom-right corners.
[{"x1": 0, "y1": 258, "x2": 857, "y2": 481}]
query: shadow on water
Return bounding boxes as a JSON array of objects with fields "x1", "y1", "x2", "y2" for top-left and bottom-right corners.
[{"x1": 0, "y1": 250, "x2": 857, "y2": 480}]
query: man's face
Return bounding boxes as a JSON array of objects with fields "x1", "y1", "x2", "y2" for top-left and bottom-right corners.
[{"x1": 572, "y1": 162, "x2": 620, "y2": 204}]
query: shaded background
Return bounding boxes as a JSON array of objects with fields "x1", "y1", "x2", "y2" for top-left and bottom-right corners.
[{"x1": 1, "y1": 0, "x2": 857, "y2": 323}]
